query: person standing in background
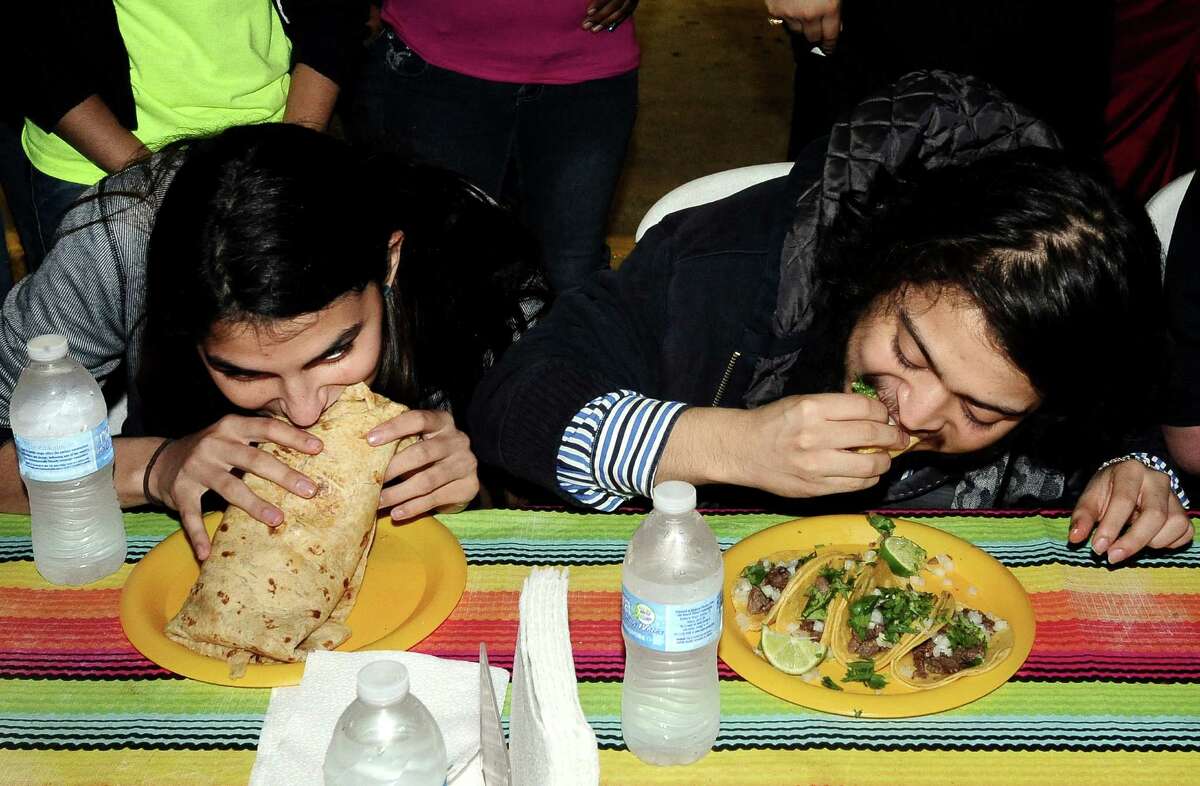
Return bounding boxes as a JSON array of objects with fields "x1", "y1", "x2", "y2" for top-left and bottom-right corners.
[
  {"x1": 1103, "y1": 0, "x2": 1199, "y2": 202},
  {"x1": 14, "y1": 0, "x2": 365, "y2": 268},
  {"x1": 765, "y1": 0, "x2": 1111, "y2": 161},
  {"x1": 349, "y1": 0, "x2": 640, "y2": 294}
]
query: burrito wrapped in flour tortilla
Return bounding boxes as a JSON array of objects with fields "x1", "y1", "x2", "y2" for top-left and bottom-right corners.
[{"x1": 165, "y1": 382, "x2": 415, "y2": 677}]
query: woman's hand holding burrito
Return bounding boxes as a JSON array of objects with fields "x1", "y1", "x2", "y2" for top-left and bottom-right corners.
[
  {"x1": 149, "y1": 415, "x2": 323, "y2": 560},
  {"x1": 367, "y1": 409, "x2": 480, "y2": 520}
]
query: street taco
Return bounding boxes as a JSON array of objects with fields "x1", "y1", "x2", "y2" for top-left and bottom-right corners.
[
  {"x1": 731, "y1": 551, "x2": 818, "y2": 632},
  {"x1": 165, "y1": 383, "x2": 415, "y2": 678},
  {"x1": 851, "y1": 377, "x2": 919, "y2": 457},
  {"x1": 827, "y1": 563, "x2": 952, "y2": 670},
  {"x1": 891, "y1": 605, "x2": 1013, "y2": 688},
  {"x1": 762, "y1": 553, "x2": 860, "y2": 642}
]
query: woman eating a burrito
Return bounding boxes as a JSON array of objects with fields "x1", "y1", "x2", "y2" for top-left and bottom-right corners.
[{"x1": 0, "y1": 123, "x2": 546, "y2": 559}]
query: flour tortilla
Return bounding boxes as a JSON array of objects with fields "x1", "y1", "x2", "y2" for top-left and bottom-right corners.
[{"x1": 164, "y1": 383, "x2": 416, "y2": 678}]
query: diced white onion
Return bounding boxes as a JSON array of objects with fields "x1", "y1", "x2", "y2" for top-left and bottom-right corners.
[
  {"x1": 967, "y1": 610, "x2": 984, "y2": 625},
  {"x1": 870, "y1": 609, "x2": 884, "y2": 625},
  {"x1": 932, "y1": 634, "x2": 952, "y2": 658},
  {"x1": 762, "y1": 584, "x2": 781, "y2": 601},
  {"x1": 844, "y1": 560, "x2": 856, "y2": 571},
  {"x1": 897, "y1": 664, "x2": 915, "y2": 679},
  {"x1": 931, "y1": 566, "x2": 946, "y2": 577},
  {"x1": 813, "y1": 620, "x2": 825, "y2": 632},
  {"x1": 786, "y1": 621, "x2": 801, "y2": 634},
  {"x1": 993, "y1": 618, "x2": 1009, "y2": 632},
  {"x1": 875, "y1": 632, "x2": 894, "y2": 649}
]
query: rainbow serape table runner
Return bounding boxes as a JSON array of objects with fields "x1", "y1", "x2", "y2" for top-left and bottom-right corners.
[{"x1": 2, "y1": 509, "x2": 1199, "y2": 785}]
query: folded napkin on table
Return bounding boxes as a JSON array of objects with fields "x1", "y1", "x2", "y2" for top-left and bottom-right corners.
[
  {"x1": 509, "y1": 567, "x2": 599, "y2": 786},
  {"x1": 250, "y1": 649, "x2": 510, "y2": 786}
]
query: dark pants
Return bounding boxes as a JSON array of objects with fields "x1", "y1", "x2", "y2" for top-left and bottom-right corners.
[
  {"x1": 0, "y1": 120, "x2": 39, "y2": 291},
  {"x1": 29, "y1": 167, "x2": 87, "y2": 270},
  {"x1": 350, "y1": 28, "x2": 638, "y2": 294}
]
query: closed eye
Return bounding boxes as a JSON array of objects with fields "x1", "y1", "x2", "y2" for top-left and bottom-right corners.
[{"x1": 892, "y1": 334, "x2": 921, "y2": 370}]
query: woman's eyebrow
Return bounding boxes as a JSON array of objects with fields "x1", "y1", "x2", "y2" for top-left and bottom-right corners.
[
  {"x1": 899, "y1": 309, "x2": 1030, "y2": 418},
  {"x1": 204, "y1": 324, "x2": 364, "y2": 377},
  {"x1": 301, "y1": 324, "x2": 363, "y2": 369}
]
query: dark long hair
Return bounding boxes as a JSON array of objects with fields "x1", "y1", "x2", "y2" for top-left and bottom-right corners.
[
  {"x1": 806, "y1": 148, "x2": 1164, "y2": 449},
  {"x1": 134, "y1": 123, "x2": 545, "y2": 437}
]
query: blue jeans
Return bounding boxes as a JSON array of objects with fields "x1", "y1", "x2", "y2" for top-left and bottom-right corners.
[
  {"x1": 29, "y1": 167, "x2": 88, "y2": 271},
  {"x1": 350, "y1": 28, "x2": 638, "y2": 294}
]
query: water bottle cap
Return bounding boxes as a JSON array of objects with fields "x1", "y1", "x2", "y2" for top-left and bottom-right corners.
[
  {"x1": 651, "y1": 480, "x2": 697, "y2": 515},
  {"x1": 355, "y1": 660, "x2": 410, "y2": 706},
  {"x1": 27, "y1": 334, "x2": 69, "y2": 363}
]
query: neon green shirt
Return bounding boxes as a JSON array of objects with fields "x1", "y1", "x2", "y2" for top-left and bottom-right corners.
[{"x1": 23, "y1": 0, "x2": 292, "y2": 185}]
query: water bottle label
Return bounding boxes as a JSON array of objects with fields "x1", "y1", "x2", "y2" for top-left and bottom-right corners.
[
  {"x1": 621, "y1": 585, "x2": 722, "y2": 652},
  {"x1": 15, "y1": 421, "x2": 114, "y2": 482}
]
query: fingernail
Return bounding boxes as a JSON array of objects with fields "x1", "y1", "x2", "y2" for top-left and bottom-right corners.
[
  {"x1": 266, "y1": 509, "x2": 284, "y2": 526},
  {"x1": 366, "y1": 431, "x2": 381, "y2": 446},
  {"x1": 297, "y1": 479, "x2": 317, "y2": 497},
  {"x1": 306, "y1": 438, "x2": 321, "y2": 451},
  {"x1": 1093, "y1": 536, "x2": 1110, "y2": 553},
  {"x1": 1108, "y1": 548, "x2": 1126, "y2": 563},
  {"x1": 391, "y1": 507, "x2": 406, "y2": 520}
]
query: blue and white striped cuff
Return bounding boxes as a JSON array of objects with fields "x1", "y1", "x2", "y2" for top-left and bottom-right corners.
[
  {"x1": 556, "y1": 390, "x2": 688, "y2": 511},
  {"x1": 1097, "y1": 452, "x2": 1191, "y2": 508}
]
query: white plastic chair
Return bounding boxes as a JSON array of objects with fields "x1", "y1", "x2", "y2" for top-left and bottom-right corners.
[
  {"x1": 1147, "y1": 170, "x2": 1196, "y2": 255},
  {"x1": 634, "y1": 162, "x2": 794, "y2": 242}
]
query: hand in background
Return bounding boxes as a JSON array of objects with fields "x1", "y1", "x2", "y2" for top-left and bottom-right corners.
[
  {"x1": 766, "y1": 0, "x2": 841, "y2": 54},
  {"x1": 1070, "y1": 459, "x2": 1194, "y2": 564},
  {"x1": 583, "y1": 0, "x2": 639, "y2": 32}
]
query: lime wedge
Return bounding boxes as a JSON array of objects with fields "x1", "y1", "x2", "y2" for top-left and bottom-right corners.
[
  {"x1": 880, "y1": 536, "x2": 927, "y2": 578},
  {"x1": 760, "y1": 627, "x2": 827, "y2": 675}
]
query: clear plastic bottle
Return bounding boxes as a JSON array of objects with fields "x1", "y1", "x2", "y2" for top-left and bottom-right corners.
[
  {"x1": 323, "y1": 661, "x2": 448, "y2": 786},
  {"x1": 10, "y1": 335, "x2": 126, "y2": 585},
  {"x1": 621, "y1": 481, "x2": 723, "y2": 765}
]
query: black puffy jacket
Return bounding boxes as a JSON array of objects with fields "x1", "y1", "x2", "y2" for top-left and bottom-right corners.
[{"x1": 470, "y1": 71, "x2": 1093, "y2": 509}]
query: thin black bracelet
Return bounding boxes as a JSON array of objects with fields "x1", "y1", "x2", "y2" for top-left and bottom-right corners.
[{"x1": 143, "y1": 438, "x2": 175, "y2": 508}]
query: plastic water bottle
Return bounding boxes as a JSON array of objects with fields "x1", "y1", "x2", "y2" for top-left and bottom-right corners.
[
  {"x1": 621, "y1": 481, "x2": 723, "y2": 765},
  {"x1": 323, "y1": 661, "x2": 448, "y2": 786},
  {"x1": 10, "y1": 335, "x2": 125, "y2": 585}
]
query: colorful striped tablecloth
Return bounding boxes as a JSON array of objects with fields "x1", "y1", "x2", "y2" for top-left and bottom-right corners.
[{"x1": 2, "y1": 508, "x2": 1199, "y2": 785}]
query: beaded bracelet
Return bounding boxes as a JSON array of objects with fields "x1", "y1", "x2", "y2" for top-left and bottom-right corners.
[{"x1": 1097, "y1": 452, "x2": 1191, "y2": 508}]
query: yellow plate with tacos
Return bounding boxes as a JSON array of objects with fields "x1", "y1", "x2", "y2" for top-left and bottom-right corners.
[
  {"x1": 120, "y1": 512, "x2": 466, "y2": 688},
  {"x1": 719, "y1": 514, "x2": 1034, "y2": 718}
]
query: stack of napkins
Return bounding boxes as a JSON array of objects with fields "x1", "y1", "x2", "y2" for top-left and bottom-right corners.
[
  {"x1": 509, "y1": 567, "x2": 599, "y2": 786},
  {"x1": 250, "y1": 650, "x2": 509, "y2": 786}
]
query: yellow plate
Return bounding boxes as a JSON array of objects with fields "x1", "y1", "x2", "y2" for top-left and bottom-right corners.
[
  {"x1": 120, "y1": 512, "x2": 466, "y2": 688},
  {"x1": 718, "y1": 514, "x2": 1035, "y2": 718}
]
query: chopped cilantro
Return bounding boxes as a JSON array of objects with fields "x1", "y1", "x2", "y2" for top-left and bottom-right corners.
[
  {"x1": 821, "y1": 676, "x2": 844, "y2": 691},
  {"x1": 867, "y1": 513, "x2": 895, "y2": 539},
  {"x1": 851, "y1": 377, "x2": 879, "y2": 399},
  {"x1": 875, "y1": 587, "x2": 936, "y2": 643},
  {"x1": 847, "y1": 595, "x2": 878, "y2": 641},
  {"x1": 945, "y1": 612, "x2": 987, "y2": 652},
  {"x1": 844, "y1": 587, "x2": 935, "y2": 644},
  {"x1": 802, "y1": 565, "x2": 854, "y2": 620},
  {"x1": 740, "y1": 563, "x2": 767, "y2": 586},
  {"x1": 842, "y1": 660, "x2": 888, "y2": 690}
]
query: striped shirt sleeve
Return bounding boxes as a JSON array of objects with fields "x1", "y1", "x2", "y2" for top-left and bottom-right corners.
[{"x1": 556, "y1": 390, "x2": 688, "y2": 511}]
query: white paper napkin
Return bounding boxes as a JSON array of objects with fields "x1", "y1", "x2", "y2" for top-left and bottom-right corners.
[
  {"x1": 509, "y1": 567, "x2": 599, "y2": 786},
  {"x1": 250, "y1": 650, "x2": 509, "y2": 786}
]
